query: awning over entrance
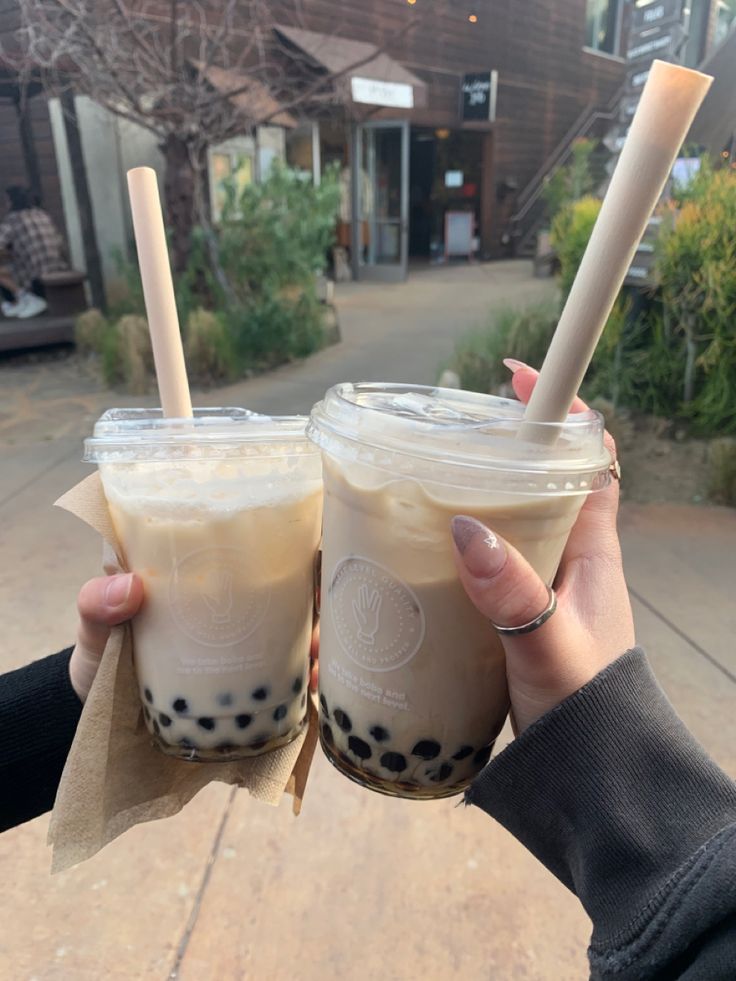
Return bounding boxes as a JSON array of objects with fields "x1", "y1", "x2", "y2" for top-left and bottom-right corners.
[
  {"x1": 195, "y1": 62, "x2": 298, "y2": 128},
  {"x1": 274, "y1": 24, "x2": 428, "y2": 110}
]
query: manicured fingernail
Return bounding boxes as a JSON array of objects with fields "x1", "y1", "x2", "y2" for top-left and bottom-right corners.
[
  {"x1": 451, "y1": 516, "x2": 507, "y2": 578},
  {"x1": 105, "y1": 573, "x2": 134, "y2": 608},
  {"x1": 502, "y1": 358, "x2": 529, "y2": 373}
]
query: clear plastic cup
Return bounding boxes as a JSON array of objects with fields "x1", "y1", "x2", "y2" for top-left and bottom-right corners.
[
  {"x1": 307, "y1": 384, "x2": 611, "y2": 799},
  {"x1": 84, "y1": 408, "x2": 322, "y2": 762}
]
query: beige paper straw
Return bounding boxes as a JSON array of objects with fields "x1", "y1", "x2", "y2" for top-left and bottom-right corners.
[
  {"x1": 127, "y1": 167, "x2": 193, "y2": 418},
  {"x1": 523, "y1": 61, "x2": 712, "y2": 430}
]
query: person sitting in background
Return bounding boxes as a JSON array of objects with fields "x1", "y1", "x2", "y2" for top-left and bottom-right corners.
[{"x1": 0, "y1": 186, "x2": 67, "y2": 320}]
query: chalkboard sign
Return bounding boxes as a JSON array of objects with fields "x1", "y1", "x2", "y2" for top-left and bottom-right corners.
[
  {"x1": 461, "y1": 71, "x2": 497, "y2": 122},
  {"x1": 445, "y1": 211, "x2": 474, "y2": 259}
]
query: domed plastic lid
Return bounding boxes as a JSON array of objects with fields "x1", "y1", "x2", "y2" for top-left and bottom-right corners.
[
  {"x1": 84, "y1": 407, "x2": 317, "y2": 462},
  {"x1": 308, "y1": 383, "x2": 612, "y2": 492}
]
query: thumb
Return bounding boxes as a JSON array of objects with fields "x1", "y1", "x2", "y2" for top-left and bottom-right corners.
[
  {"x1": 450, "y1": 516, "x2": 552, "y2": 635},
  {"x1": 70, "y1": 573, "x2": 144, "y2": 701}
]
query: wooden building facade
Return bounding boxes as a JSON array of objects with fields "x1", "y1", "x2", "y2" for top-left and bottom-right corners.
[{"x1": 1, "y1": 0, "x2": 732, "y2": 287}]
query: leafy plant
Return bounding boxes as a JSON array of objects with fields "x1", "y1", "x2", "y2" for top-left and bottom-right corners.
[
  {"x1": 183, "y1": 308, "x2": 237, "y2": 385},
  {"x1": 74, "y1": 308, "x2": 108, "y2": 355},
  {"x1": 450, "y1": 302, "x2": 559, "y2": 394},
  {"x1": 87, "y1": 163, "x2": 340, "y2": 391},
  {"x1": 550, "y1": 195, "x2": 602, "y2": 301},
  {"x1": 656, "y1": 168, "x2": 736, "y2": 433},
  {"x1": 542, "y1": 138, "x2": 597, "y2": 224}
]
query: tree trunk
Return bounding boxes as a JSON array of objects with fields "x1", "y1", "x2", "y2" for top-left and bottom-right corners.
[
  {"x1": 683, "y1": 315, "x2": 698, "y2": 405},
  {"x1": 162, "y1": 133, "x2": 198, "y2": 273}
]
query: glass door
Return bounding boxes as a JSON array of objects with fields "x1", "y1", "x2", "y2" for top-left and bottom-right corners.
[{"x1": 352, "y1": 121, "x2": 409, "y2": 282}]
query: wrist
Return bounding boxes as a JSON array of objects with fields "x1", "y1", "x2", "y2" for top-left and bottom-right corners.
[{"x1": 68, "y1": 645, "x2": 97, "y2": 703}]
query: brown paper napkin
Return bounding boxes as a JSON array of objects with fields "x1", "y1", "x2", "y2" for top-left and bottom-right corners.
[{"x1": 48, "y1": 473, "x2": 320, "y2": 873}]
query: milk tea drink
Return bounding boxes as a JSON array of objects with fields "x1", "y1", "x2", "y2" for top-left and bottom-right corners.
[
  {"x1": 85, "y1": 409, "x2": 322, "y2": 762},
  {"x1": 307, "y1": 384, "x2": 611, "y2": 799}
]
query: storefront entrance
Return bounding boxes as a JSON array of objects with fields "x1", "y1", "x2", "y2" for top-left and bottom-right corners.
[
  {"x1": 409, "y1": 128, "x2": 483, "y2": 261},
  {"x1": 352, "y1": 120, "x2": 410, "y2": 282}
]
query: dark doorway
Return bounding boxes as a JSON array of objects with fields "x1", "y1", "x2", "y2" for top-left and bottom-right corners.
[{"x1": 409, "y1": 127, "x2": 484, "y2": 261}]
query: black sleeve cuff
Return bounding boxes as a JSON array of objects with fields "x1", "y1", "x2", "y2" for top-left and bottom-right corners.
[
  {"x1": 0, "y1": 648, "x2": 83, "y2": 831},
  {"x1": 465, "y1": 648, "x2": 736, "y2": 945}
]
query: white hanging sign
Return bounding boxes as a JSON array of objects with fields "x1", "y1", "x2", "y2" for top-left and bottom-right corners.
[{"x1": 351, "y1": 76, "x2": 414, "y2": 109}]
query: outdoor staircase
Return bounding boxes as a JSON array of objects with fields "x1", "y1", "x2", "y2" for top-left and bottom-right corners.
[{"x1": 510, "y1": 84, "x2": 625, "y2": 257}]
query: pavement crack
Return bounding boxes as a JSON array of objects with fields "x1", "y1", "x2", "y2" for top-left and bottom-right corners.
[
  {"x1": 167, "y1": 786, "x2": 238, "y2": 980},
  {"x1": 630, "y1": 587, "x2": 736, "y2": 686}
]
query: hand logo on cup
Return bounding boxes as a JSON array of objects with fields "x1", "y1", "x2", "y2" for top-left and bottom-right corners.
[{"x1": 353, "y1": 585, "x2": 382, "y2": 645}]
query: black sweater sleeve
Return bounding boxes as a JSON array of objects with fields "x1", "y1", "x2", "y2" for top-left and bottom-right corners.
[
  {"x1": 466, "y1": 648, "x2": 736, "y2": 981},
  {"x1": 0, "y1": 648, "x2": 83, "y2": 832}
]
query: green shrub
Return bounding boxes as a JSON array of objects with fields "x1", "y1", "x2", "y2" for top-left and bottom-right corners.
[
  {"x1": 93, "y1": 163, "x2": 340, "y2": 391},
  {"x1": 450, "y1": 302, "x2": 558, "y2": 394},
  {"x1": 209, "y1": 161, "x2": 340, "y2": 366},
  {"x1": 550, "y1": 195, "x2": 602, "y2": 301},
  {"x1": 116, "y1": 314, "x2": 154, "y2": 394},
  {"x1": 101, "y1": 327, "x2": 123, "y2": 387},
  {"x1": 184, "y1": 308, "x2": 237, "y2": 385},
  {"x1": 106, "y1": 248, "x2": 147, "y2": 320},
  {"x1": 542, "y1": 138, "x2": 597, "y2": 224},
  {"x1": 74, "y1": 308, "x2": 108, "y2": 355},
  {"x1": 656, "y1": 168, "x2": 736, "y2": 434}
]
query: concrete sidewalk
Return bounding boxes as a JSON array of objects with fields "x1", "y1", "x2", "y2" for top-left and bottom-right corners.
[{"x1": 0, "y1": 261, "x2": 733, "y2": 980}]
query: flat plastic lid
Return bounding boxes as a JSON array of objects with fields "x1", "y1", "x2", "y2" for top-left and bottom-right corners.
[
  {"x1": 84, "y1": 408, "x2": 317, "y2": 462},
  {"x1": 308, "y1": 383, "x2": 611, "y2": 480}
]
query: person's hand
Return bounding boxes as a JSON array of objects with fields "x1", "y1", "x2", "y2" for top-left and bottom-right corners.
[
  {"x1": 451, "y1": 363, "x2": 635, "y2": 734},
  {"x1": 70, "y1": 573, "x2": 144, "y2": 702}
]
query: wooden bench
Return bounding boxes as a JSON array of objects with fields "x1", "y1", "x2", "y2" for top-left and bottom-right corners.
[
  {"x1": 0, "y1": 270, "x2": 86, "y2": 353},
  {"x1": 41, "y1": 269, "x2": 88, "y2": 318},
  {"x1": 0, "y1": 314, "x2": 75, "y2": 353}
]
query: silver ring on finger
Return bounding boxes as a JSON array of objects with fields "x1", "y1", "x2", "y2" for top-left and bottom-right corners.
[{"x1": 490, "y1": 585, "x2": 557, "y2": 636}]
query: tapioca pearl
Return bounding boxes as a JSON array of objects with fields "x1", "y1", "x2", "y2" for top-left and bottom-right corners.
[
  {"x1": 292, "y1": 675, "x2": 304, "y2": 695},
  {"x1": 321, "y1": 722, "x2": 334, "y2": 747},
  {"x1": 249, "y1": 737, "x2": 268, "y2": 751},
  {"x1": 369, "y1": 725, "x2": 390, "y2": 743},
  {"x1": 333, "y1": 709, "x2": 352, "y2": 733},
  {"x1": 428, "y1": 762, "x2": 454, "y2": 783},
  {"x1": 319, "y1": 694, "x2": 330, "y2": 719},
  {"x1": 180, "y1": 737, "x2": 198, "y2": 750},
  {"x1": 235, "y1": 714, "x2": 252, "y2": 729},
  {"x1": 473, "y1": 744, "x2": 493, "y2": 767},
  {"x1": 217, "y1": 742, "x2": 237, "y2": 753},
  {"x1": 348, "y1": 736, "x2": 372, "y2": 761},
  {"x1": 380, "y1": 751, "x2": 407, "y2": 774},
  {"x1": 452, "y1": 745, "x2": 474, "y2": 761},
  {"x1": 411, "y1": 739, "x2": 441, "y2": 761},
  {"x1": 173, "y1": 697, "x2": 188, "y2": 714},
  {"x1": 300, "y1": 693, "x2": 307, "y2": 709},
  {"x1": 273, "y1": 704, "x2": 288, "y2": 722},
  {"x1": 198, "y1": 717, "x2": 216, "y2": 731},
  {"x1": 251, "y1": 686, "x2": 269, "y2": 702},
  {"x1": 144, "y1": 687, "x2": 153, "y2": 703},
  {"x1": 216, "y1": 692, "x2": 234, "y2": 708},
  {"x1": 159, "y1": 713, "x2": 172, "y2": 728}
]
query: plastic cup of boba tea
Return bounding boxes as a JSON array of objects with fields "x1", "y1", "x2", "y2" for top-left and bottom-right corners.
[
  {"x1": 307, "y1": 383, "x2": 611, "y2": 799},
  {"x1": 84, "y1": 408, "x2": 322, "y2": 761}
]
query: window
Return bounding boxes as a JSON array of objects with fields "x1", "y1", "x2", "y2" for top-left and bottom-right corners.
[
  {"x1": 585, "y1": 0, "x2": 622, "y2": 55},
  {"x1": 208, "y1": 138, "x2": 255, "y2": 222}
]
